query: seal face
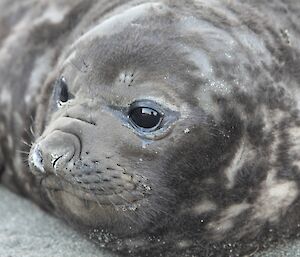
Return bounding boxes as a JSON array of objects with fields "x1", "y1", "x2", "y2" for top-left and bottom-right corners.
[
  {"x1": 29, "y1": 2, "x2": 184, "y2": 233},
  {"x1": 1, "y1": 0, "x2": 300, "y2": 256}
]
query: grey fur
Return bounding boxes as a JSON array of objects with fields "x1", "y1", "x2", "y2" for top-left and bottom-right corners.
[{"x1": 0, "y1": 1, "x2": 300, "y2": 256}]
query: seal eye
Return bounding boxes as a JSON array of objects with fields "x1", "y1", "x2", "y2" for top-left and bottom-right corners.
[
  {"x1": 59, "y1": 77, "x2": 69, "y2": 103},
  {"x1": 50, "y1": 76, "x2": 74, "y2": 112},
  {"x1": 129, "y1": 107, "x2": 162, "y2": 130}
]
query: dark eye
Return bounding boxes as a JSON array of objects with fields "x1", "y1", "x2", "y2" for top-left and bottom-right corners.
[
  {"x1": 129, "y1": 107, "x2": 163, "y2": 130},
  {"x1": 59, "y1": 77, "x2": 69, "y2": 103}
]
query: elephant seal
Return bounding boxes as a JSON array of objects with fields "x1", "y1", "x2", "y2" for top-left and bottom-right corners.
[{"x1": 0, "y1": 0, "x2": 300, "y2": 256}]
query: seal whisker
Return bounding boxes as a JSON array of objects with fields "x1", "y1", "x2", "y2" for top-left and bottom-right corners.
[
  {"x1": 67, "y1": 116, "x2": 96, "y2": 126},
  {"x1": 120, "y1": 208, "x2": 140, "y2": 226},
  {"x1": 23, "y1": 128, "x2": 34, "y2": 138},
  {"x1": 70, "y1": 175, "x2": 104, "y2": 209},
  {"x1": 93, "y1": 175, "x2": 133, "y2": 208},
  {"x1": 29, "y1": 125, "x2": 35, "y2": 138},
  {"x1": 87, "y1": 187, "x2": 105, "y2": 210},
  {"x1": 20, "y1": 140, "x2": 32, "y2": 147},
  {"x1": 16, "y1": 150, "x2": 30, "y2": 154},
  {"x1": 115, "y1": 190, "x2": 133, "y2": 205},
  {"x1": 92, "y1": 174, "x2": 143, "y2": 225}
]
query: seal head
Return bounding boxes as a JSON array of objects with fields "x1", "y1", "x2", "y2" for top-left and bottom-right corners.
[
  {"x1": 26, "y1": 1, "x2": 300, "y2": 256},
  {"x1": 29, "y1": 2, "x2": 188, "y2": 235}
]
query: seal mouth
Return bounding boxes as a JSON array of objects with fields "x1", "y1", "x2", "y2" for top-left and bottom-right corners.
[{"x1": 42, "y1": 175, "x2": 145, "y2": 205}]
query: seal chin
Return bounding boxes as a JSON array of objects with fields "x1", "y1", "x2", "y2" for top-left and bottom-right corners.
[{"x1": 41, "y1": 175, "x2": 148, "y2": 234}]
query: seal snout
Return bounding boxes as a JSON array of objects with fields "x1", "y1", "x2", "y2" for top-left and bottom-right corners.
[
  {"x1": 31, "y1": 145, "x2": 45, "y2": 174},
  {"x1": 29, "y1": 130, "x2": 80, "y2": 175}
]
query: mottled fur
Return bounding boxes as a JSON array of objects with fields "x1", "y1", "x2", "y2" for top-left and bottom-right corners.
[{"x1": 0, "y1": 1, "x2": 300, "y2": 256}]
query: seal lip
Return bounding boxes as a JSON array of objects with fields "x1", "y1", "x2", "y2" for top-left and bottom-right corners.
[{"x1": 42, "y1": 175, "x2": 145, "y2": 206}]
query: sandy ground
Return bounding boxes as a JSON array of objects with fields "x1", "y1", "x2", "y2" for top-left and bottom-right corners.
[
  {"x1": 1, "y1": 185, "x2": 300, "y2": 257},
  {"x1": 0, "y1": 186, "x2": 114, "y2": 257}
]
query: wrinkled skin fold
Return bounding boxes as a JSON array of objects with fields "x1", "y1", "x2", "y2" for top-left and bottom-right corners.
[{"x1": 0, "y1": 0, "x2": 300, "y2": 256}]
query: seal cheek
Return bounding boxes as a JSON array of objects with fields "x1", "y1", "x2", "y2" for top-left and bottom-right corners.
[{"x1": 29, "y1": 130, "x2": 80, "y2": 175}]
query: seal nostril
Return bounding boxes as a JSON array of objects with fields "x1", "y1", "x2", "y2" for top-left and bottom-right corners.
[
  {"x1": 32, "y1": 145, "x2": 45, "y2": 173},
  {"x1": 52, "y1": 155, "x2": 63, "y2": 169}
]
